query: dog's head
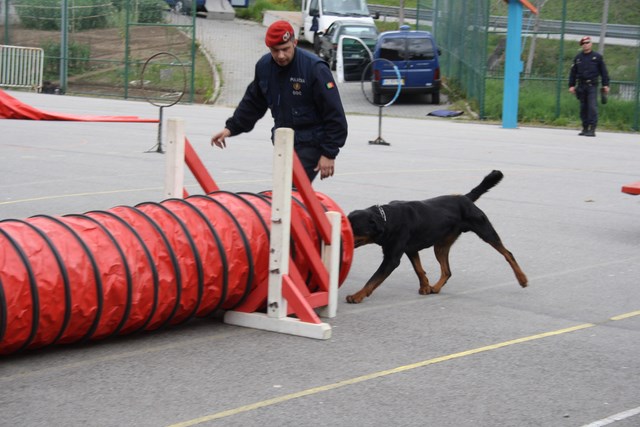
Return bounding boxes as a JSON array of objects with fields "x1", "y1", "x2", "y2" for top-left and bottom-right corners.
[{"x1": 348, "y1": 207, "x2": 386, "y2": 248}]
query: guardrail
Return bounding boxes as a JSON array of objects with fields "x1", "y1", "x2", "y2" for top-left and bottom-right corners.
[
  {"x1": 0, "y1": 45, "x2": 44, "y2": 92},
  {"x1": 369, "y1": 5, "x2": 640, "y2": 40},
  {"x1": 370, "y1": 4, "x2": 420, "y2": 20}
]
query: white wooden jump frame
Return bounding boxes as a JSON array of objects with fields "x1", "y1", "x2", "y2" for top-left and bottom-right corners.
[{"x1": 165, "y1": 120, "x2": 341, "y2": 339}]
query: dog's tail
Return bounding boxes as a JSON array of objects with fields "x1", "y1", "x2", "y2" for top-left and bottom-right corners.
[{"x1": 465, "y1": 170, "x2": 504, "y2": 202}]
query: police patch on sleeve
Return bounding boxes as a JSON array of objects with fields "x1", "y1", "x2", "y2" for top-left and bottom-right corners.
[{"x1": 326, "y1": 82, "x2": 335, "y2": 89}]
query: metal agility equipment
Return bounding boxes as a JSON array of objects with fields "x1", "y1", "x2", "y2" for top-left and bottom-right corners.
[
  {"x1": 0, "y1": 121, "x2": 353, "y2": 355},
  {"x1": 140, "y1": 52, "x2": 188, "y2": 153},
  {"x1": 334, "y1": 38, "x2": 401, "y2": 146}
]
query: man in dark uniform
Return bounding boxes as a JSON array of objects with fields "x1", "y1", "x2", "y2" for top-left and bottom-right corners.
[
  {"x1": 568, "y1": 36, "x2": 610, "y2": 137},
  {"x1": 211, "y1": 20, "x2": 348, "y2": 182}
]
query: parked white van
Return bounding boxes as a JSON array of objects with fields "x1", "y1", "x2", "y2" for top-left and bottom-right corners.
[{"x1": 301, "y1": 0, "x2": 376, "y2": 51}]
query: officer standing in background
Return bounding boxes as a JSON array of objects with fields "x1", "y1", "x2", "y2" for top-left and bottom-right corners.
[
  {"x1": 568, "y1": 36, "x2": 610, "y2": 137},
  {"x1": 211, "y1": 20, "x2": 348, "y2": 182}
]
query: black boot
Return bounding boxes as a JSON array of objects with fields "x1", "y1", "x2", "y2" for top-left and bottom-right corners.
[
  {"x1": 579, "y1": 126, "x2": 588, "y2": 136},
  {"x1": 585, "y1": 125, "x2": 596, "y2": 137}
]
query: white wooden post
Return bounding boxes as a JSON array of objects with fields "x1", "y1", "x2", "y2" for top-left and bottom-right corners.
[
  {"x1": 318, "y1": 211, "x2": 341, "y2": 318},
  {"x1": 224, "y1": 128, "x2": 332, "y2": 339},
  {"x1": 164, "y1": 118, "x2": 185, "y2": 198},
  {"x1": 266, "y1": 127, "x2": 294, "y2": 318}
]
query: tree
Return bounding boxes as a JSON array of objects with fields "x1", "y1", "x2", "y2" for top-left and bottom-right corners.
[
  {"x1": 524, "y1": 0, "x2": 547, "y2": 77},
  {"x1": 598, "y1": 0, "x2": 610, "y2": 55},
  {"x1": 398, "y1": 0, "x2": 405, "y2": 28}
]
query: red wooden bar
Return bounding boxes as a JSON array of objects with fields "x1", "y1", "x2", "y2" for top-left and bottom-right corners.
[{"x1": 621, "y1": 182, "x2": 640, "y2": 195}]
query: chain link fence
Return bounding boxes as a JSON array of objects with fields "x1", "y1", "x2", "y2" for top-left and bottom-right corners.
[
  {"x1": 415, "y1": 0, "x2": 640, "y2": 131},
  {"x1": 1, "y1": 0, "x2": 206, "y2": 103}
]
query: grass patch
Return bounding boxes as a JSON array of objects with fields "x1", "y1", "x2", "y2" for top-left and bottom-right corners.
[{"x1": 483, "y1": 79, "x2": 638, "y2": 132}]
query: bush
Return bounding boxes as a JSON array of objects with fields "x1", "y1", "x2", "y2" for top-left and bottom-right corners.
[
  {"x1": 111, "y1": 0, "x2": 125, "y2": 12},
  {"x1": 15, "y1": 0, "x2": 115, "y2": 31},
  {"x1": 41, "y1": 40, "x2": 92, "y2": 80},
  {"x1": 15, "y1": 0, "x2": 59, "y2": 31},
  {"x1": 137, "y1": 0, "x2": 166, "y2": 23}
]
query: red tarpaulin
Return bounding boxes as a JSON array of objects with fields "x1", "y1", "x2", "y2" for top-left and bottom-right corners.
[{"x1": 0, "y1": 89, "x2": 158, "y2": 122}]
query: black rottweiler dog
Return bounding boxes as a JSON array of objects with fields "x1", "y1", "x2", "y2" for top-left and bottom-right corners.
[{"x1": 346, "y1": 170, "x2": 528, "y2": 303}]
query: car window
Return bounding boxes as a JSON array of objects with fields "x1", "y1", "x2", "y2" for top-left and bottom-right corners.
[
  {"x1": 323, "y1": 0, "x2": 368, "y2": 15},
  {"x1": 340, "y1": 26, "x2": 377, "y2": 39},
  {"x1": 378, "y1": 38, "x2": 405, "y2": 62},
  {"x1": 326, "y1": 23, "x2": 337, "y2": 37},
  {"x1": 407, "y1": 38, "x2": 435, "y2": 60}
]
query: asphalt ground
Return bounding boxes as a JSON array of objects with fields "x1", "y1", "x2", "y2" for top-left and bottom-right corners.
[{"x1": 1, "y1": 89, "x2": 640, "y2": 427}]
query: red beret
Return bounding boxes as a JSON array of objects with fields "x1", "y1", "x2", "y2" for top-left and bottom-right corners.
[
  {"x1": 580, "y1": 36, "x2": 591, "y2": 45},
  {"x1": 265, "y1": 20, "x2": 295, "y2": 47}
]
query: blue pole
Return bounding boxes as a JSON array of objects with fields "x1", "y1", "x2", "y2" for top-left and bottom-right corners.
[{"x1": 502, "y1": 0, "x2": 523, "y2": 129}]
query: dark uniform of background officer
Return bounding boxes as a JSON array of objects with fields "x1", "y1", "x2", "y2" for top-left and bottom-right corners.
[
  {"x1": 211, "y1": 20, "x2": 348, "y2": 182},
  {"x1": 568, "y1": 36, "x2": 610, "y2": 137}
]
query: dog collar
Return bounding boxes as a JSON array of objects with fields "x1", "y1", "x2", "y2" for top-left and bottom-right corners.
[{"x1": 376, "y1": 204, "x2": 387, "y2": 222}]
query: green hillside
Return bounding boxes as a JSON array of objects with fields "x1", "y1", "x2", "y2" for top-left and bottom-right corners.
[
  {"x1": 371, "y1": 1, "x2": 640, "y2": 25},
  {"x1": 491, "y1": 0, "x2": 640, "y2": 25}
]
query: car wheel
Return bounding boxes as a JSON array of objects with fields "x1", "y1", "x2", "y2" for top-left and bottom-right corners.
[{"x1": 431, "y1": 91, "x2": 440, "y2": 105}]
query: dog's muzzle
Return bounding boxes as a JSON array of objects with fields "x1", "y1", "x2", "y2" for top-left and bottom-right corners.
[{"x1": 353, "y1": 236, "x2": 373, "y2": 248}]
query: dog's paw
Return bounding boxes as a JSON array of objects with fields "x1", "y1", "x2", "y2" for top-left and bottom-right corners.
[
  {"x1": 346, "y1": 294, "x2": 363, "y2": 304},
  {"x1": 517, "y1": 273, "x2": 528, "y2": 288},
  {"x1": 419, "y1": 285, "x2": 432, "y2": 295}
]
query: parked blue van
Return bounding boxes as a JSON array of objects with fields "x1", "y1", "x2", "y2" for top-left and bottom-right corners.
[{"x1": 371, "y1": 26, "x2": 441, "y2": 104}]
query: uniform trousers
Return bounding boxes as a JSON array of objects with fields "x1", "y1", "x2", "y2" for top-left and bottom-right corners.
[{"x1": 577, "y1": 83, "x2": 598, "y2": 127}]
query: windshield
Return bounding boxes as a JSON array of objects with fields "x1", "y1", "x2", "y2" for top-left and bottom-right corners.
[
  {"x1": 322, "y1": 0, "x2": 370, "y2": 16},
  {"x1": 341, "y1": 25, "x2": 378, "y2": 39}
]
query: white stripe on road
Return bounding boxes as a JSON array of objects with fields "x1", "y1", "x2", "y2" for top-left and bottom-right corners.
[{"x1": 581, "y1": 406, "x2": 640, "y2": 427}]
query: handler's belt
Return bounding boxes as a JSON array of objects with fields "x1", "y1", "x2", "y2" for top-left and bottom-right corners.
[{"x1": 579, "y1": 79, "x2": 597, "y2": 86}]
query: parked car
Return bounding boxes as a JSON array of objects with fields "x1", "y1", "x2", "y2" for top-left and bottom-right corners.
[
  {"x1": 371, "y1": 26, "x2": 441, "y2": 104},
  {"x1": 164, "y1": 0, "x2": 206, "y2": 14},
  {"x1": 300, "y1": 0, "x2": 377, "y2": 48},
  {"x1": 317, "y1": 19, "x2": 378, "y2": 76}
]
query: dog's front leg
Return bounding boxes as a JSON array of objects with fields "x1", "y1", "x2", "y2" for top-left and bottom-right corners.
[
  {"x1": 406, "y1": 251, "x2": 431, "y2": 294},
  {"x1": 346, "y1": 252, "x2": 403, "y2": 303}
]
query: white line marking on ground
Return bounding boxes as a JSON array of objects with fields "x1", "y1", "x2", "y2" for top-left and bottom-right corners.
[{"x1": 581, "y1": 406, "x2": 640, "y2": 427}]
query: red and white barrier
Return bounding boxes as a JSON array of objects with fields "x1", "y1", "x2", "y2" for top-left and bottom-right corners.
[{"x1": 224, "y1": 128, "x2": 345, "y2": 339}]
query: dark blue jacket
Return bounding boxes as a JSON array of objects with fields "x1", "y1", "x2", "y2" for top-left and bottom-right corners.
[
  {"x1": 569, "y1": 50, "x2": 610, "y2": 87},
  {"x1": 225, "y1": 48, "x2": 348, "y2": 159}
]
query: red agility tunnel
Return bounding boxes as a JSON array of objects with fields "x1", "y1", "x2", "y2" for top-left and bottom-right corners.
[{"x1": 0, "y1": 190, "x2": 353, "y2": 355}]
